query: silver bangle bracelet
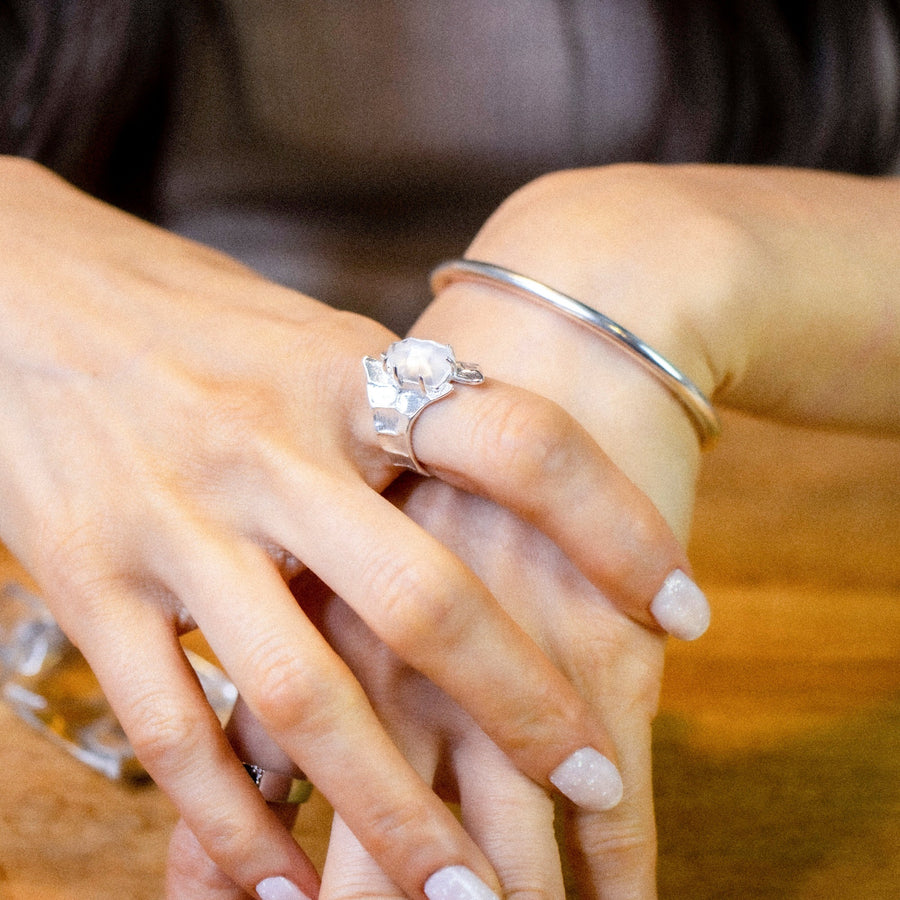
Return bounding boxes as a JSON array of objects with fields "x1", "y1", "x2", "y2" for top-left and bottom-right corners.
[{"x1": 429, "y1": 259, "x2": 721, "y2": 448}]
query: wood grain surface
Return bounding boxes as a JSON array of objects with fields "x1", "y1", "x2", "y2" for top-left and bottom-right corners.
[{"x1": 1, "y1": 411, "x2": 897, "y2": 899}]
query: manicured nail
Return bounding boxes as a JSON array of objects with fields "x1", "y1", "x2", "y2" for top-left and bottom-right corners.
[
  {"x1": 424, "y1": 865, "x2": 500, "y2": 900},
  {"x1": 256, "y1": 876, "x2": 311, "y2": 900},
  {"x1": 549, "y1": 747, "x2": 624, "y2": 811},
  {"x1": 650, "y1": 569, "x2": 711, "y2": 641}
]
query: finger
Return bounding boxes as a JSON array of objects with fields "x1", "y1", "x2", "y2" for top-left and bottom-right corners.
[
  {"x1": 563, "y1": 721, "x2": 659, "y2": 900},
  {"x1": 319, "y1": 717, "x2": 565, "y2": 900},
  {"x1": 305, "y1": 639, "x2": 444, "y2": 900},
  {"x1": 167, "y1": 813, "x2": 310, "y2": 900},
  {"x1": 412, "y1": 377, "x2": 710, "y2": 640},
  {"x1": 223, "y1": 698, "x2": 310, "y2": 842},
  {"x1": 254, "y1": 469, "x2": 626, "y2": 810},
  {"x1": 166, "y1": 703, "x2": 309, "y2": 900},
  {"x1": 310, "y1": 597, "x2": 513, "y2": 900},
  {"x1": 321, "y1": 814, "x2": 405, "y2": 900},
  {"x1": 62, "y1": 595, "x2": 321, "y2": 900},
  {"x1": 168, "y1": 535, "x2": 504, "y2": 900},
  {"x1": 167, "y1": 819, "x2": 248, "y2": 900},
  {"x1": 454, "y1": 731, "x2": 566, "y2": 899},
  {"x1": 167, "y1": 820, "x2": 313, "y2": 900}
]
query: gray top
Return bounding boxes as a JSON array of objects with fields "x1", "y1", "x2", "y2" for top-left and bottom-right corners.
[{"x1": 153, "y1": 2, "x2": 900, "y2": 329}]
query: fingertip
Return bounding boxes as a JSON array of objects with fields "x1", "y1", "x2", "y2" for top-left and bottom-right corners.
[
  {"x1": 424, "y1": 866, "x2": 502, "y2": 900},
  {"x1": 256, "y1": 876, "x2": 314, "y2": 900},
  {"x1": 549, "y1": 747, "x2": 624, "y2": 812},
  {"x1": 649, "y1": 569, "x2": 711, "y2": 641}
]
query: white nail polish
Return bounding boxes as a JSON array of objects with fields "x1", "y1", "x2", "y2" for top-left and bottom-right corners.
[
  {"x1": 256, "y1": 876, "x2": 311, "y2": 900},
  {"x1": 650, "y1": 569, "x2": 711, "y2": 641},
  {"x1": 549, "y1": 747, "x2": 624, "y2": 811},
  {"x1": 424, "y1": 865, "x2": 500, "y2": 900}
]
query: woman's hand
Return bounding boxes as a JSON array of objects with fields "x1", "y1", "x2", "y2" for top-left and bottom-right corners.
[
  {"x1": 164, "y1": 165, "x2": 721, "y2": 900},
  {"x1": 450, "y1": 163, "x2": 899, "y2": 437},
  {"x1": 168, "y1": 474, "x2": 670, "y2": 900},
  {"x1": 165, "y1": 160, "x2": 900, "y2": 898},
  {"x1": 0, "y1": 159, "x2": 705, "y2": 899},
  {"x1": 323, "y1": 478, "x2": 668, "y2": 900}
]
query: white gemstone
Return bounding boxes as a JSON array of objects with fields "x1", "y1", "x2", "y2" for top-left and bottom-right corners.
[{"x1": 385, "y1": 339, "x2": 453, "y2": 390}]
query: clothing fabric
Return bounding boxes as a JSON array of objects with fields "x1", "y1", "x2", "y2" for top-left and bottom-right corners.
[
  {"x1": 153, "y1": 1, "x2": 900, "y2": 329},
  {"x1": 4, "y1": 1, "x2": 900, "y2": 329}
]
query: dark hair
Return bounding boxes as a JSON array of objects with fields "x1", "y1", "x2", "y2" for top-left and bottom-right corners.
[
  {"x1": 0, "y1": 0, "x2": 175, "y2": 210},
  {"x1": 3, "y1": 0, "x2": 899, "y2": 206},
  {"x1": 656, "y1": 0, "x2": 900, "y2": 173}
]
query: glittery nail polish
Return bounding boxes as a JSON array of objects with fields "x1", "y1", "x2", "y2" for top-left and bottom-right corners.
[
  {"x1": 256, "y1": 876, "x2": 311, "y2": 900},
  {"x1": 549, "y1": 747, "x2": 624, "y2": 811},
  {"x1": 650, "y1": 569, "x2": 711, "y2": 641},
  {"x1": 424, "y1": 866, "x2": 500, "y2": 900}
]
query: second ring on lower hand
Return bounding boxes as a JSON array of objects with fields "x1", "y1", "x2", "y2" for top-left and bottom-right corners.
[{"x1": 243, "y1": 763, "x2": 313, "y2": 805}]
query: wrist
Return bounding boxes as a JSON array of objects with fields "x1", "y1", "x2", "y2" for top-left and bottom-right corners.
[
  {"x1": 413, "y1": 277, "x2": 703, "y2": 539},
  {"x1": 430, "y1": 260, "x2": 721, "y2": 449},
  {"x1": 412, "y1": 165, "x2": 766, "y2": 529},
  {"x1": 453, "y1": 165, "x2": 767, "y2": 398}
]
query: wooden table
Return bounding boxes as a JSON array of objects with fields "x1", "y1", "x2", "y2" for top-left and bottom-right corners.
[{"x1": 1, "y1": 412, "x2": 897, "y2": 899}]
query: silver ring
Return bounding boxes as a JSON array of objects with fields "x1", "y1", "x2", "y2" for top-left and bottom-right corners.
[
  {"x1": 363, "y1": 337, "x2": 485, "y2": 475},
  {"x1": 243, "y1": 763, "x2": 313, "y2": 804}
]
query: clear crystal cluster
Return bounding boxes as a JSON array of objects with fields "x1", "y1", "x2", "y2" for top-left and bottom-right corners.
[{"x1": 384, "y1": 339, "x2": 454, "y2": 390}]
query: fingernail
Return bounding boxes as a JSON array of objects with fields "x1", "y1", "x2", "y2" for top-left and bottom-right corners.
[
  {"x1": 424, "y1": 865, "x2": 500, "y2": 900},
  {"x1": 650, "y1": 569, "x2": 711, "y2": 641},
  {"x1": 256, "y1": 876, "x2": 311, "y2": 900},
  {"x1": 549, "y1": 747, "x2": 624, "y2": 811}
]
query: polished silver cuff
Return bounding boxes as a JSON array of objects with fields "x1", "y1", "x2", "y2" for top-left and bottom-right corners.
[
  {"x1": 430, "y1": 259, "x2": 721, "y2": 448},
  {"x1": 363, "y1": 337, "x2": 484, "y2": 475},
  {"x1": 243, "y1": 763, "x2": 313, "y2": 804}
]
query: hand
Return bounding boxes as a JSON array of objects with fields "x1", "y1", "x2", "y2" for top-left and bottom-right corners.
[
  {"x1": 168, "y1": 475, "x2": 669, "y2": 900},
  {"x1": 165, "y1": 165, "x2": 729, "y2": 900},
  {"x1": 0, "y1": 159, "x2": 700, "y2": 899},
  {"x1": 168, "y1": 159, "x2": 900, "y2": 899},
  {"x1": 450, "y1": 163, "x2": 899, "y2": 436},
  {"x1": 323, "y1": 478, "x2": 668, "y2": 900}
]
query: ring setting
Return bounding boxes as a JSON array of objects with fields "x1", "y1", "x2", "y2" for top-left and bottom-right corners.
[
  {"x1": 364, "y1": 338, "x2": 484, "y2": 475},
  {"x1": 243, "y1": 763, "x2": 313, "y2": 804}
]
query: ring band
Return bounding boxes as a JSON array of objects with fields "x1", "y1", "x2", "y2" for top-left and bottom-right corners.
[
  {"x1": 243, "y1": 763, "x2": 313, "y2": 804},
  {"x1": 363, "y1": 337, "x2": 485, "y2": 475},
  {"x1": 430, "y1": 259, "x2": 721, "y2": 447}
]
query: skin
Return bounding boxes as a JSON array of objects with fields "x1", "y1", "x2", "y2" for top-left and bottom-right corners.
[
  {"x1": 0, "y1": 158, "x2": 695, "y2": 900},
  {"x1": 166, "y1": 163, "x2": 899, "y2": 898}
]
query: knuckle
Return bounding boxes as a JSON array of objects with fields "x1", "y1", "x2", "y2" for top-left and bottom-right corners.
[
  {"x1": 242, "y1": 645, "x2": 319, "y2": 735},
  {"x1": 338, "y1": 797, "x2": 463, "y2": 900},
  {"x1": 577, "y1": 815, "x2": 656, "y2": 866},
  {"x1": 621, "y1": 492, "x2": 672, "y2": 558},
  {"x1": 628, "y1": 501, "x2": 667, "y2": 553},
  {"x1": 363, "y1": 551, "x2": 472, "y2": 655},
  {"x1": 37, "y1": 525, "x2": 117, "y2": 598},
  {"x1": 125, "y1": 691, "x2": 203, "y2": 777},
  {"x1": 503, "y1": 884, "x2": 561, "y2": 900},
  {"x1": 568, "y1": 816, "x2": 657, "y2": 900},
  {"x1": 595, "y1": 541, "x2": 644, "y2": 597},
  {"x1": 195, "y1": 813, "x2": 256, "y2": 869},
  {"x1": 479, "y1": 394, "x2": 575, "y2": 487},
  {"x1": 364, "y1": 548, "x2": 437, "y2": 612},
  {"x1": 327, "y1": 888, "x2": 404, "y2": 900},
  {"x1": 361, "y1": 795, "x2": 445, "y2": 863},
  {"x1": 599, "y1": 502, "x2": 674, "y2": 597},
  {"x1": 504, "y1": 686, "x2": 585, "y2": 757},
  {"x1": 241, "y1": 633, "x2": 358, "y2": 737}
]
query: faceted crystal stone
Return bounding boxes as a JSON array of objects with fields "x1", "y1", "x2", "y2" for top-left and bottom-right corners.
[{"x1": 385, "y1": 339, "x2": 453, "y2": 390}]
